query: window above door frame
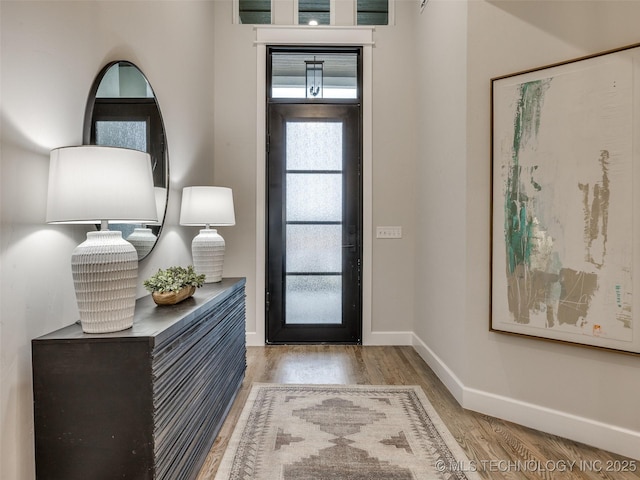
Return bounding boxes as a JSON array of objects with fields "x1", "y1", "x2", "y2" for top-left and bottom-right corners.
[
  {"x1": 267, "y1": 45, "x2": 363, "y2": 102},
  {"x1": 250, "y1": 26, "x2": 374, "y2": 346},
  {"x1": 233, "y1": 0, "x2": 395, "y2": 26}
]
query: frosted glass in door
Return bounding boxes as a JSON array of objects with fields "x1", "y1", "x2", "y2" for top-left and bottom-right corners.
[{"x1": 285, "y1": 121, "x2": 343, "y2": 324}]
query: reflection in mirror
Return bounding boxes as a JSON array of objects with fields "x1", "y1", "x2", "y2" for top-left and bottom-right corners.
[{"x1": 83, "y1": 61, "x2": 169, "y2": 260}]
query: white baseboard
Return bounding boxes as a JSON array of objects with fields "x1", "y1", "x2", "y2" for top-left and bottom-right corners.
[
  {"x1": 411, "y1": 334, "x2": 465, "y2": 404},
  {"x1": 246, "y1": 331, "x2": 263, "y2": 346},
  {"x1": 464, "y1": 386, "x2": 640, "y2": 461},
  {"x1": 363, "y1": 330, "x2": 413, "y2": 346},
  {"x1": 411, "y1": 333, "x2": 640, "y2": 461}
]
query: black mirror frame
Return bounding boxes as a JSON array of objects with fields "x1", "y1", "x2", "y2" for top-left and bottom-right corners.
[{"x1": 83, "y1": 60, "x2": 169, "y2": 261}]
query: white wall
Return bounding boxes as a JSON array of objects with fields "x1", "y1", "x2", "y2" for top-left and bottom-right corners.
[
  {"x1": 369, "y1": 3, "x2": 418, "y2": 339},
  {"x1": 413, "y1": 0, "x2": 640, "y2": 460},
  {"x1": 1, "y1": 2, "x2": 216, "y2": 478},
  {"x1": 211, "y1": 0, "x2": 259, "y2": 336},
  {"x1": 412, "y1": 0, "x2": 469, "y2": 399}
]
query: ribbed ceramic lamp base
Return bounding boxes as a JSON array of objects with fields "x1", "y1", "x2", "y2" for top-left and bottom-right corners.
[
  {"x1": 71, "y1": 230, "x2": 139, "y2": 333},
  {"x1": 126, "y1": 227, "x2": 157, "y2": 260},
  {"x1": 192, "y1": 229, "x2": 225, "y2": 283}
]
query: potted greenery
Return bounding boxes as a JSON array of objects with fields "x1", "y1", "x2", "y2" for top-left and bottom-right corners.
[{"x1": 143, "y1": 265, "x2": 206, "y2": 305}]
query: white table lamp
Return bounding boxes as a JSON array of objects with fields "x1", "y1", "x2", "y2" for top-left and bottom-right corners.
[
  {"x1": 47, "y1": 146, "x2": 158, "y2": 333},
  {"x1": 180, "y1": 186, "x2": 236, "y2": 283},
  {"x1": 125, "y1": 186, "x2": 168, "y2": 259}
]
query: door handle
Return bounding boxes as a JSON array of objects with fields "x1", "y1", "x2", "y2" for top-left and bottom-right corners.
[{"x1": 342, "y1": 244, "x2": 356, "y2": 248}]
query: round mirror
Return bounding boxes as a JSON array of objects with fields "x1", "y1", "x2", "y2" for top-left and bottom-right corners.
[{"x1": 83, "y1": 61, "x2": 169, "y2": 260}]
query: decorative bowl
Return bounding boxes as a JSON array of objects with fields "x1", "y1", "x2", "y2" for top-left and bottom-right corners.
[{"x1": 152, "y1": 286, "x2": 196, "y2": 306}]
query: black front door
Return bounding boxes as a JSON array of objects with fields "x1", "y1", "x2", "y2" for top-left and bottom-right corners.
[{"x1": 266, "y1": 103, "x2": 362, "y2": 343}]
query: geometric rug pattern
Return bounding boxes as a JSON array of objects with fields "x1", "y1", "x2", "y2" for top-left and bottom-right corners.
[{"x1": 214, "y1": 384, "x2": 481, "y2": 480}]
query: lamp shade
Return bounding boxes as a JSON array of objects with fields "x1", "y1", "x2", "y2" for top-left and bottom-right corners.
[
  {"x1": 46, "y1": 146, "x2": 157, "y2": 224},
  {"x1": 153, "y1": 187, "x2": 168, "y2": 225},
  {"x1": 179, "y1": 186, "x2": 236, "y2": 226}
]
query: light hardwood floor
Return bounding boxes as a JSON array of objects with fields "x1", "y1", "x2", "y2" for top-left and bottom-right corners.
[{"x1": 197, "y1": 345, "x2": 639, "y2": 480}]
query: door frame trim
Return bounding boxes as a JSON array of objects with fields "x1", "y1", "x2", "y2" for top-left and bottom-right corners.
[{"x1": 251, "y1": 26, "x2": 374, "y2": 346}]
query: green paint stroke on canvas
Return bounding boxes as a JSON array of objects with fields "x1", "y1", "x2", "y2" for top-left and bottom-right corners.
[
  {"x1": 504, "y1": 79, "x2": 551, "y2": 274},
  {"x1": 578, "y1": 150, "x2": 610, "y2": 270}
]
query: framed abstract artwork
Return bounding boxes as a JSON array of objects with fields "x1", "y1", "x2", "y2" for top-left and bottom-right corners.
[{"x1": 491, "y1": 43, "x2": 640, "y2": 355}]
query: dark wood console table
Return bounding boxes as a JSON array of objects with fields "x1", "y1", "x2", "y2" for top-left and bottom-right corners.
[{"x1": 32, "y1": 278, "x2": 246, "y2": 480}]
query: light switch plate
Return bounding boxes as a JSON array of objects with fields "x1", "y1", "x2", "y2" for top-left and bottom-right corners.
[{"x1": 376, "y1": 226, "x2": 402, "y2": 239}]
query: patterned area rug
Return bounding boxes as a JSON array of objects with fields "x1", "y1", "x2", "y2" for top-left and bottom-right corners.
[{"x1": 214, "y1": 384, "x2": 481, "y2": 480}]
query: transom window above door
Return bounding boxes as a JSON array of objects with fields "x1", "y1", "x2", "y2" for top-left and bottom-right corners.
[
  {"x1": 237, "y1": 0, "x2": 389, "y2": 25},
  {"x1": 270, "y1": 51, "x2": 360, "y2": 99}
]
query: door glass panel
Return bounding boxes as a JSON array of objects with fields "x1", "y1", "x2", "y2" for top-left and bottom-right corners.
[
  {"x1": 286, "y1": 276, "x2": 342, "y2": 324},
  {"x1": 286, "y1": 224, "x2": 342, "y2": 272},
  {"x1": 285, "y1": 120, "x2": 343, "y2": 325},
  {"x1": 286, "y1": 122, "x2": 342, "y2": 170},
  {"x1": 287, "y1": 173, "x2": 342, "y2": 221},
  {"x1": 96, "y1": 121, "x2": 147, "y2": 152}
]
